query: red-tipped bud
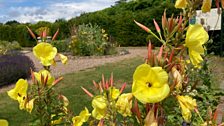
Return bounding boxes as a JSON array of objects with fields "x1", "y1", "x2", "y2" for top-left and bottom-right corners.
[
  {"x1": 153, "y1": 19, "x2": 161, "y2": 33},
  {"x1": 92, "y1": 80, "x2": 98, "y2": 89},
  {"x1": 148, "y1": 42, "x2": 152, "y2": 60},
  {"x1": 42, "y1": 28, "x2": 47, "y2": 38},
  {"x1": 168, "y1": 49, "x2": 175, "y2": 64},
  {"x1": 81, "y1": 87, "x2": 93, "y2": 98},
  {"x1": 52, "y1": 28, "x2": 59, "y2": 41},
  {"x1": 52, "y1": 77, "x2": 63, "y2": 85},
  {"x1": 99, "y1": 82, "x2": 103, "y2": 93},
  {"x1": 162, "y1": 10, "x2": 167, "y2": 29},
  {"x1": 105, "y1": 80, "x2": 109, "y2": 90},
  {"x1": 26, "y1": 26, "x2": 36, "y2": 39},
  {"x1": 120, "y1": 82, "x2": 126, "y2": 93},
  {"x1": 157, "y1": 45, "x2": 163, "y2": 60},
  {"x1": 110, "y1": 73, "x2": 113, "y2": 87},
  {"x1": 177, "y1": 15, "x2": 183, "y2": 29},
  {"x1": 134, "y1": 20, "x2": 151, "y2": 33},
  {"x1": 44, "y1": 75, "x2": 48, "y2": 86},
  {"x1": 41, "y1": 74, "x2": 44, "y2": 84},
  {"x1": 168, "y1": 15, "x2": 174, "y2": 33},
  {"x1": 102, "y1": 74, "x2": 105, "y2": 89},
  {"x1": 132, "y1": 99, "x2": 141, "y2": 122}
]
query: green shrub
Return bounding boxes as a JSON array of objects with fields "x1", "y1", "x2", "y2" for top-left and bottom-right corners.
[
  {"x1": 51, "y1": 39, "x2": 69, "y2": 52},
  {"x1": 0, "y1": 53, "x2": 35, "y2": 86},
  {"x1": 70, "y1": 23, "x2": 116, "y2": 56},
  {"x1": 0, "y1": 40, "x2": 21, "y2": 55}
]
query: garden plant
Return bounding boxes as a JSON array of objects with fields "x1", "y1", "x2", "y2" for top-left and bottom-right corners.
[{"x1": 1, "y1": 0, "x2": 224, "y2": 126}]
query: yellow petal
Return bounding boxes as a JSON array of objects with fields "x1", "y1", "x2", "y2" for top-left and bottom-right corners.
[
  {"x1": 58, "y1": 53, "x2": 68, "y2": 64},
  {"x1": 132, "y1": 64, "x2": 170, "y2": 103},
  {"x1": 79, "y1": 107, "x2": 91, "y2": 122},
  {"x1": 0, "y1": 119, "x2": 8, "y2": 126},
  {"x1": 189, "y1": 50, "x2": 203, "y2": 68},
  {"x1": 116, "y1": 93, "x2": 133, "y2": 117},
  {"x1": 185, "y1": 24, "x2": 208, "y2": 47},
  {"x1": 201, "y1": 0, "x2": 212, "y2": 13},
  {"x1": 132, "y1": 81, "x2": 170, "y2": 103},
  {"x1": 175, "y1": 0, "x2": 187, "y2": 9},
  {"x1": 92, "y1": 95, "x2": 107, "y2": 110},
  {"x1": 185, "y1": 24, "x2": 208, "y2": 68},
  {"x1": 7, "y1": 79, "x2": 28, "y2": 100},
  {"x1": 34, "y1": 70, "x2": 55, "y2": 86},
  {"x1": 33, "y1": 42, "x2": 57, "y2": 66},
  {"x1": 92, "y1": 108, "x2": 107, "y2": 120},
  {"x1": 109, "y1": 87, "x2": 120, "y2": 100},
  {"x1": 177, "y1": 95, "x2": 197, "y2": 122},
  {"x1": 51, "y1": 114, "x2": 63, "y2": 125},
  {"x1": 25, "y1": 99, "x2": 35, "y2": 113},
  {"x1": 72, "y1": 116, "x2": 83, "y2": 126}
]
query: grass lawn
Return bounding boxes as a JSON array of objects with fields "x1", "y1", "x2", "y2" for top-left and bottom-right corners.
[{"x1": 0, "y1": 57, "x2": 144, "y2": 126}]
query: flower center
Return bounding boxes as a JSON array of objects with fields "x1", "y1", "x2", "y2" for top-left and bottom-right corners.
[{"x1": 147, "y1": 82, "x2": 152, "y2": 87}]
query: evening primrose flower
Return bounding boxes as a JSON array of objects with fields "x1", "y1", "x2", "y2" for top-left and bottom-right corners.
[
  {"x1": 109, "y1": 87, "x2": 120, "y2": 100},
  {"x1": 18, "y1": 97, "x2": 35, "y2": 113},
  {"x1": 58, "y1": 53, "x2": 68, "y2": 64},
  {"x1": 0, "y1": 119, "x2": 8, "y2": 126},
  {"x1": 175, "y1": 0, "x2": 187, "y2": 9},
  {"x1": 72, "y1": 107, "x2": 91, "y2": 126},
  {"x1": 185, "y1": 24, "x2": 209, "y2": 68},
  {"x1": 132, "y1": 64, "x2": 170, "y2": 103},
  {"x1": 116, "y1": 93, "x2": 133, "y2": 117},
  {"x1": 7, "y1": 79, "x2": 28, "y2": 101},
  {"x1": 51, "y1": 114, "x2": 63, "y2": 125},
  {"x1": 177, "y1": 95, "x2": 197, "y2": 122},
  {"x1": 33, "y1": 42, "x2": 57, "y2": 66},
  {"x1": 201, "y1": 0, "x2": 212, "y2": 13},
  {"x1": 34, "y1": 70, "x2": 55, "y2": 86},
  {"x1": 92, "y1": 95, "x2": 107, "y2": 120}
]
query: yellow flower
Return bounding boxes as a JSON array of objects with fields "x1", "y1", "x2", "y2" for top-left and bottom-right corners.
[
  {"x1": 72, "y1": 107, "x2": 91, "y2": 126},
  {"x1": 33, "y1": 42, "x2": 57, "y2": 66},
  {"x1": 177, "y1": 95, "x2": 197, "y2": 122},
  {"x1": 109, "y1": 87, "x2": 120, "y2": 100},
  {"x1": 7, "y1": 79, "x2": 28, "y2": 101},
  {"x1": 132, "y1": 64, "x2": 170, "y2": 104},
  {"x1": 185, "y1": 24, "x2": 209, "y2": 68},
  {"x1": 92, "y1": 95, "x2": 107, "y2": 120},
  {"x1": 34, "y1": 70, "x2": 55, "y2": 86},
  {"x1": 17, "y1": 96, "x2": 35, "y2": 113},
  {"x1": 58, "y1": 53, "x2": 68, "y2": 64},
  {"x1": 51, "y1": 114, "x2": 63, "y2": 125},
  {"x1": 201, "y1": 0, "x2": 211, "y2": 13},
  {"x1": 175, "y1": 0, "x2": 187, "y2": 9},
  {"x1": 116, "y1": 93, "x2": 133, "y2": 117},
  {"x1": 0, "y1": 119, "x2": 8, "y2": 126}
]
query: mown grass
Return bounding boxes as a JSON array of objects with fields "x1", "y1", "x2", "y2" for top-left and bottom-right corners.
[{"x1": 0, "y1": 57, "x2": 144, "y2": 126}]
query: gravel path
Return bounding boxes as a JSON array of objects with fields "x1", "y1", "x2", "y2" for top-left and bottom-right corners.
[{"x1": 23, "y1": 47, "x2": 148, "y2": 77}]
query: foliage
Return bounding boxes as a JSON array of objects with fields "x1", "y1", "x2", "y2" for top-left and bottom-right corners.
[
  {"x1": 0, "y1": 53, "x2": 34, "y2": 86},
  {"x1": 0, "y1": 40, "x2": 21, "y2": 55},
  {"x1": 51, "y1": 39, "x2": 70, "y2": 52},
  {"x1": 70, "y1": 23, "x2": 116, "y2": 56}
]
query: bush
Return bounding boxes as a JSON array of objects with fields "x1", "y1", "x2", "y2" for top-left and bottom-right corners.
[
  {"x1": 70, "y1": 23, "x2": 116, "y2": 56},
  {"x1": 0, "y1": 53, "x2": 35, "y2": 86},
  {"x1": 51, "y1": 39, "x2": 70, "y2": 52},
  {"x1": 0, "y1": 40, "x2": 21, "y2": 55}
]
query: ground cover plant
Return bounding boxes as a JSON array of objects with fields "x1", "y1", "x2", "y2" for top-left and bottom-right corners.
[{"x1": 1, "y1": 0, "x2": 224, "y2": 126}]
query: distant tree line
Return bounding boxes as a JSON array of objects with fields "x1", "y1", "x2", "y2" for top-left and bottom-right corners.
[{"x1": 0, "y1": 0, "x2": 178, "y2": 47}]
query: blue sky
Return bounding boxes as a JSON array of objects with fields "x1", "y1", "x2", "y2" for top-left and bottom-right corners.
[{"x1": 0, "y1": 0, "x2": 115, "y2": 23}]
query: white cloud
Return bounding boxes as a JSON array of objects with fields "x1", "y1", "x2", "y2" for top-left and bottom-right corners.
[{"x1": 4, "y1": 0, "x2": 114, "y2": 23}]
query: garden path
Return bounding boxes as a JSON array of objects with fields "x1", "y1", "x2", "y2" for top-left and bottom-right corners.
[{"x1": 22, "y1": 47, "x2": 148, "y2": 77}]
